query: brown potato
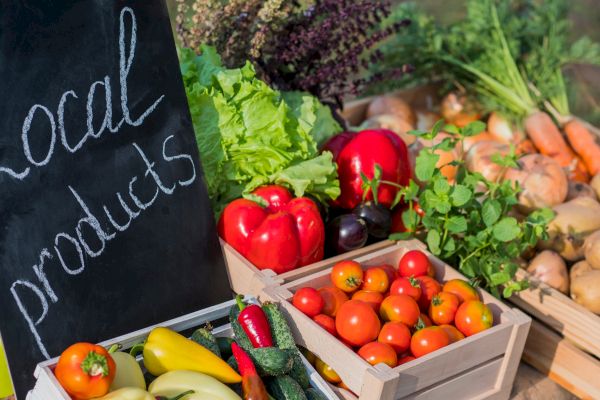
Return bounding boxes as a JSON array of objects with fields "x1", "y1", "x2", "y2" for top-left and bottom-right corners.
[
  {"x1": 366, "y1": 95, "x2": 416, "y2": 127},
  {"x1": 571, "y1": 260, "x2": 594, "y2": 281},
  {"x1": 584, "y1": 230, "x2": 600, "y2": 270},
  {"x1": 465, "y1": 140, "x2": 510, "y2": 182},
  {"x1": 362, "y1": 114, "x2": 416, "y2": 145},
  {"x1": 415, "y1": 110, "x2": 440, "y2": 131},
  {"x1": 590, "y1": 174, "x2": 600, "y2": 199},
  {"x1": 504, "y1": 154, "x2": 568, "y2": 212},
  {"x1": 539, "y1": 197, "x2": 600, "y2": 261},
  {"x1": 566, "y1": 181, "x2": 597, "y2": 201},
  {"x1": 527, "y1": 250, "x2": 569, "y2": 294},
  {"x1": 570, "y1": 270, "x2": 600, "y2": 314}
]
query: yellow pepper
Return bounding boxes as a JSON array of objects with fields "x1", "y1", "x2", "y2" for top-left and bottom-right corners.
[
  {"x1": 98, "y1": 387, "x2": 194, "y2": 400},
  {"x1": 143, "y1": 327, "x2": 241, "y2": 383},
  {"x1": 149, "y1": 371, "x2": 241, "y2": 400},
  {"x1": 109, "y1": 351, "x2": 146, "y2": 391}
]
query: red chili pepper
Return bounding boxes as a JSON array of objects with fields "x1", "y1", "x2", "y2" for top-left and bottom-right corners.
[
  {"x1": 231, "y1": 342, "x2": 270, "y2": 400},
  {"x1": 236, "y1": 295, "x2": 274, "y2": 348}
]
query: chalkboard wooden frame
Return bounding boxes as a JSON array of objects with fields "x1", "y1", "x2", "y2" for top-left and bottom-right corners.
[{"x1": 0, "y1": 1, "x2": 231, "y2": 396}]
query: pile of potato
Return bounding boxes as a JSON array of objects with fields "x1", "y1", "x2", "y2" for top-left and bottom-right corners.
[{"x1": 354, "y1": 92, "x2": 600, "y2": 316}]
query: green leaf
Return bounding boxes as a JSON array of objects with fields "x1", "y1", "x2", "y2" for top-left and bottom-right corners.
[
  {"x1": 451, "y1": 185, "x2": 472, "y2": 206},
  {"x1": 462, "y1": 121, "x2": 487, "y2": 137},
  {"x1": 389, "y1": 232, "x2": 413, "y2": 241},
  {"x1": 431, "y1": 119, "x2": 446, "y2": 136},
  {"x1": 433, "y1": 178, "x2": 451, "y2": 195},
  {"x1": 407, "y1": 129, "x2": 431, "y2": 138},
  {"x1": 402, "y1": 208, "x2": 419, "y2": 232},
  {"x1": 492, "y1": 217, "x2": 520, "y2": 242},
  {"x1": 415, "y1": 151, "x2": 439, "y2": 182},
  {"x1": 446, "y1": 215, "x2": 468, "y2": 233},
  {"x1": 443, "y1": 237, "x2": 456, "y2": 254},
  {"x1": 490, "y1": 271, "x2": 511, "y2": 286},
  {"x1": 482, "y1": 199, "x2": 502, "y2": 227},
  {"x1": 433, "y1": 196, "x2": 451, "y2": 214},
  {"x1": 242, "y1": 193, "x2": 269, "y2": 207},
  {"x1": 443, "y1": 124, "x2": 460, "y2": 135},
  {"x1": 404, "y1": 180, "x2": 420, "y2": 200},
  {"x1": 427, "y1": 230, "x2": 441, "y2": 255}
]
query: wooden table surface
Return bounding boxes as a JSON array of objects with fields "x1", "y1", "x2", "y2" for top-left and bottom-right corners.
[{"x1": 511, "y1": 363, "x2": 576, "y2": 400}]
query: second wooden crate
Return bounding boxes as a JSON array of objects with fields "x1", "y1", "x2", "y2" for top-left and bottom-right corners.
[{"x1": 263, "y1": 240, "x2": 531, "y2": 400}]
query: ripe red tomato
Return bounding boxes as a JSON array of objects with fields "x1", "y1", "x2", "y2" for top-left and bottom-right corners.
[
  {"x1": 439, "y1": 324, "x2": 465, "y2": 343},
  {"x1": 428, "y1": 292, "x2": 459, "y2": 325},
  {"x1": 371, "y1": 264, "x2": 397, "y2": 283},
  {"x1": 398, "y1": 250, "x2": 434, "y2": 278},
  {"x1": 455, "y1": 300, "x2": 494, "y2": 337},
  {"x1": 351, "y1": 290, "x2": 384, "y2": 312},
  {"x1": 331, "y1": 261, "x2": 364, "y2": 293},
  {"x1": 362, "y1": 267, "x2": 390, "y2": 293},
  {"x1": 442, "y1": 279, "x2": 480, "y2": 304},
  {"x1": 319, "y1": 286, "x2": 349, "y2": 317},
  {"x1": 397, "y1": 354, "x2": 416, "y2": 365},
  {"x1": 313, "y1": 314, "x2": 337, "y2": 336},
  {"x1": 379, "y1": 294, "x2": 420, "y2": 327},
  {"x1": 378, "y1": 322, "x2": 411, "y2": 355},
  {"x1": 336, "y1": 300, "x2": 381, "y2": 347},
  {"x1": 415, "y1": 313, "x2": 433, "y2": 330},
  {"x1": 410, "y1": 326, "x2": 450, "y2": 358},
  {"x1": 293, "y1": 287, "x2": 324, "y2": 317},
  {"x1": 415, "y1": 276, "x2": 441, "y2": 311},
  {"x1": 358, "y1": 342, "x2": 398, "y2": 368},
  {"x1": 389, "y1": 276, "x2": 422, "y2": 301}
]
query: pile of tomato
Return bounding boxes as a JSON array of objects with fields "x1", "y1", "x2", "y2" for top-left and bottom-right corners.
[{"x1": 292, "y1": 249, "x2": 494, "y2": 387}]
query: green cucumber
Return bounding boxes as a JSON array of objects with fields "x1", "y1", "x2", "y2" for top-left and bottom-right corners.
[
  {"x1": 289, "y1": 352, "x2": 311, "y2": 389},
  {"x1": 305, "y1": 388, "x2": 327, "y2": 400},
  {"x1": 217, "y1": 336, "x2": 234, "y2": 360},
  {"x1": 227, "y1": 347, "x2": 294, "y2": 377},
  {"x1": 266, "y1": 375, "x2": 308, "y2": 400},
  {"x1": 262, "y1": 302, "x2": 310, "y2": 388},
  {"x1": 262, "y1": 302, "x2": 296, "y2": 349},
  {"x1": 229, "y1": 305, "x2": 254, "y2": 352},
  {"x1": 190, "y1": 325, "x2": 221, "y2": 357}
]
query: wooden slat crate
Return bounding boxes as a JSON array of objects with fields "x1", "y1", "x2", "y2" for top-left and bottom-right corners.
[
  {"x1": 26, "y1": 297, "x2": 339, "y2": 400},
  {"x1": 222, "y1": 238, "x2": 394, "y2": 297},
  {"x1": 262, "y1": 240, "x2": 531, "y2": 400}
]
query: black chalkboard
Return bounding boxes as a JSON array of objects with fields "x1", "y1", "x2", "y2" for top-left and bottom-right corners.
[{"x1": 0, "y1": 1, "x2": 232, "y2": 396}]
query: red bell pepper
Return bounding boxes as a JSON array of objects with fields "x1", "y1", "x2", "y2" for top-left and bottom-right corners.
[
  {"x1": 236, "y1": 295, "x2": 274, "y2": 348},
  {"x1": 322, "y1": 129, "x2": 411, "y2": 210},
  {"x1": 231, "y1": 342, "x2": 270, "y2": 400},
  {"x1": 218, "y1": 185, "x2": 325, "y2": 273}
]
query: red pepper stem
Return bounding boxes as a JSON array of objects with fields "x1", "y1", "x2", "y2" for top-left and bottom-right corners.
[{"x1": 236, "y1": 294, "x2": 247, "y2": 311}]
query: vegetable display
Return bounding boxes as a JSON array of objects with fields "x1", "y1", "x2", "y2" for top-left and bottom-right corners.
[
  {"x1": 53, "y1": 297, "x2": 329, "y2": 400},
  {"x1": 293, "y1": 250, "x2": 494, "y2": 390}
]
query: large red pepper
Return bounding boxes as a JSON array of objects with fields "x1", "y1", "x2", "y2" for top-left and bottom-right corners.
[
  {"x1": 236, "y1": 295, "x2": 273, "y2": 348},
  {"x1": 322, "y1": 129, "x2": 411, "y2": 210},
  {"x1": 231, "y1": 342, "x2": 270, "y2": 400},
  {"x1": 218, "y1": 185, "x2": 325, "y2": 273}
]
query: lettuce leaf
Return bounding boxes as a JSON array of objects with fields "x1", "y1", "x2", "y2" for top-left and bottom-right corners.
[{"x1": 180, "y1": 46, "x2": 342, "y2": 215}]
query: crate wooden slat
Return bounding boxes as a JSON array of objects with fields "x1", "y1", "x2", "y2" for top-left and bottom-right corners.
[
  {"x1": 222, "y1": 237, "x2": 395, "y2": 298},
  {"x1": 26, "y1": 297, "x2": 338, "y2": 400},
  {"x1": 262, "y1": 240, "x2": 531, "y2": 400}
]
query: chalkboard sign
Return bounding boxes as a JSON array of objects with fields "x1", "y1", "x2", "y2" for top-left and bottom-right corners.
[{"x1": 0, "y1": 1, "x2": 232, "y2": 396}]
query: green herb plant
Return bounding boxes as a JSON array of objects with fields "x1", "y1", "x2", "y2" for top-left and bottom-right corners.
[{"x1": 370, "y1": 121, "x2": 554, "y2": 298}]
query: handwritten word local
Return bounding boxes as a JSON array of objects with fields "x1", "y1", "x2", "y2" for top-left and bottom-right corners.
[{"x1": 5, "y1": 7, "x2": 197, "y2": 359}]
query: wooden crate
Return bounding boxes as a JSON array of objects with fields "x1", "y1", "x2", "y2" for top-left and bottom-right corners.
[
  {"x1": 222, "y1": 238, "x2": 395, "y2": 298},
  {"x1": 26, "y1": 297, "x2": 339, "y2": 400},
  {"x1": 508, "y1": 268, "x2": 600, "y2": 399},
  {"x1": 262, "y1": 240, "x2": 531, "y2": 400}
]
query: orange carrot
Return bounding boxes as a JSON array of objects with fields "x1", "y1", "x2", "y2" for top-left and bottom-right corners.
[
  {"x1": 564, "y1": 118, "x2": 600, "y2": 177},
  {"x1": 524, "y1": 111, "x2": 589, "y2": 182}
]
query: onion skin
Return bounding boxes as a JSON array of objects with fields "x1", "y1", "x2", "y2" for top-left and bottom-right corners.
[
  {"x1": 440, "y1": 92, "x2": 480, "y2": 128},
  {"x1": 362, "y1": 114, "x2": 416, "y2": 145},
  {"x1": 367, "y1": 96, "x2": 416, "y2": 127},
  {"x1": 465, "y1": 140, "x2": 510, "y2": 182},
  {"x1": 504, "y1": 154, "x2": 568, "y2": 212}
]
